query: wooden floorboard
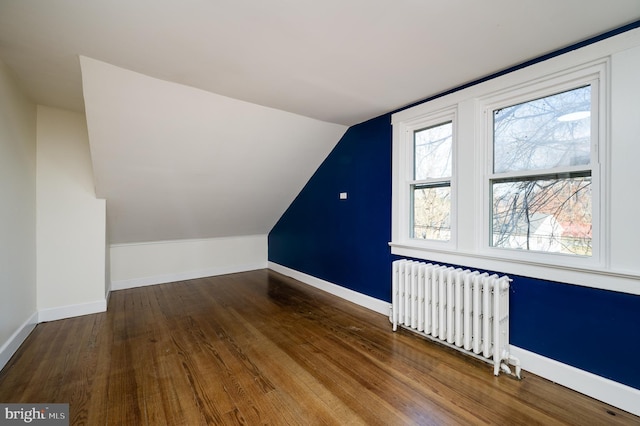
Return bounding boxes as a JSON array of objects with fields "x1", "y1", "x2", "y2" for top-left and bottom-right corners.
[{"x1": 0, "y1": 269, "x2": 637, "y2": 425}]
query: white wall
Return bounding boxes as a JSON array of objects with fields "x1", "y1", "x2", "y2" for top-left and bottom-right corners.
[
  {"x1": 36, "y1": 106, "x2": 107, "y2": 321},
  {"x1": 0, "y1": 59, "x2": 38, "y2": 367},
  {"x1": 610, "y1": 43, "x2": 640, "y2": 274},
  {"x1": 110, "y1": 235, "x2": 267, "y2": 290}
]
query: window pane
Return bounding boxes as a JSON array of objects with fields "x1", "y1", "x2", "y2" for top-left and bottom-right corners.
[
  {"x1": 414, "y1": 121, "x2": 452, "y2": 180},
  {"x1": 493, "y1": 86, "x2": 591, "y2": 173},
  {"x1": 413, "y1": 184, "x2": 450, "y2": 241},
  {"x1": 491, "y1": 173, "x2": 591, "y2": 255}
]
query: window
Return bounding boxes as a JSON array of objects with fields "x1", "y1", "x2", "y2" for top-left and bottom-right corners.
[
  {"x1": 391, "y1": 106, "x2": 457, "y2": 250},
  {"x1": 412, "y1": 121, "x2": 453, "y2": 241},
  {"x1": 489, "y1": 85, "x2": 596, "y2": 256},
  {"x1": 391, "y1": 33, "x2": 640, "y2": 293},
  {"x1": 392, "y1": 58, "x2": 607, "y2": 275}
]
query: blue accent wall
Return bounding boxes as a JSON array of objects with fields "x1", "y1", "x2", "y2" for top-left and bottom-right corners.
[
  {"x1": 268, "y1": 111, "x2": 640, "y2": 391},
  {"x1": 269, "y1": 22, "x2": 640, "y2": 391},
  {"x1": 510, "y1": 275, "x2": 640, "y2": 389},
  {"x1": 269, "y1": 114, "x2": 394, "y2": 301}
]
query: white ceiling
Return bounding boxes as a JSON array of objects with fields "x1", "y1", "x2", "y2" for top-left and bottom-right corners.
[
  {"x1": 1, "y1": 1, "x2": 639, "y2": 126},
  {"x1": 1, "y1": 1, "x2": 639, "y2": 245}
]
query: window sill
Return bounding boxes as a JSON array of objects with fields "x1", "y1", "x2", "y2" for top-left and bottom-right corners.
[{"x1": 389, "y1": 241, "x2": 640, "y2": 296}]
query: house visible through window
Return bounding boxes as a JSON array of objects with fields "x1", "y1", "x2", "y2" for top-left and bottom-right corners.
[{"x1": 490, "y1": 85, "x2": 594, "y2": 256}]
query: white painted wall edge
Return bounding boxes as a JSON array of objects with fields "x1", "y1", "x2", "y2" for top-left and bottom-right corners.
[
  {"x1": 38, "y1": 299, "x2": 107, "y2": 323},
  {"x1": 268, "y1": 262, "x2": 639, "y2": 417},
  {"x1": 268, "y1": 262, "x2": 390, "y2": 316},
  {"x1": 510, "y1": 346, "x2": 640, "y2": 417},
  {"x1": 0, "y1": 311, "x2": 38, "y2": 372},
  {"x1": 111, "y1": 262, "x2": 268, "y2": 291}
]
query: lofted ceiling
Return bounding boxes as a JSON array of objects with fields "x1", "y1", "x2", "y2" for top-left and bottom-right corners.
[{"x1": 1, "y1": 1, "x2": 639, "y2": 245}]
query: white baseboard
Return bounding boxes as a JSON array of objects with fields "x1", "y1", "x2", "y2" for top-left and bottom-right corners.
[
  {"x1": 38, "y1": 299, "x2": 107, "y2": 323},
  {"x1": 0, "y1": 312, "x2": 38, "y2": 371},
  {"x1": 268, "y1": 262, "x2": 390, "y2": 316},
  {"x1": 111, "y1": 262, "x2": 268, "y2": 291},
  {"x1": 510, "y1": 346, "x2": 640, "y2": 417}
]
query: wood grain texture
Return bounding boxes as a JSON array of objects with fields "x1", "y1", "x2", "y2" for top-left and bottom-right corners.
[{"x1": 0, "y1": 269, "x2": 637, "y2": 425}]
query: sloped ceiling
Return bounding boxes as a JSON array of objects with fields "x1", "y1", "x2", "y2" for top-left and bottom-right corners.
[
  {"x1": 1, "y1": 1, "x2": 639, "y2": 244},
  {"x1": 81, "y1": 57, "x2": 346, "y2": 243}
]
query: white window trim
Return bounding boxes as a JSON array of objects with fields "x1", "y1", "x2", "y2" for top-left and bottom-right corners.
[
  {"x1": 478, "y1": 65, "x2": 606, "y2": 271},
  {"x1": 394, "y1": 106, "x2": 458, "y2": 251},
  {"x1": 391, "y1": 30, "x2": 640, "y2": 296}
]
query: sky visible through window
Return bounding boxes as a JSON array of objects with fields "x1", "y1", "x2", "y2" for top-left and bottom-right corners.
[{"x1": 491, "y1": 86, "x2": 592, "y2": 255}]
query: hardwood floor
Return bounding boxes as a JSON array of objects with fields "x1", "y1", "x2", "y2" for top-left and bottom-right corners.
[{"x1": 0, "y1": 269, "x2": 637, "y2": 425}]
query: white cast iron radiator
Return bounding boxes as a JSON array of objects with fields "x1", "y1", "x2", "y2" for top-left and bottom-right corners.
[{"x1": 391, "y1": 259, "x2": 521, "y2": 378}]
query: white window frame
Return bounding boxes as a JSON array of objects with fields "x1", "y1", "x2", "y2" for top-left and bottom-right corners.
[
  {"x1": 479, "y1": 65, "x2": 606, "y2": 270},
  {"x1": 389, "y1": 45, "x2": 633, "y2": 292},
  {"x1": 392, "y1": 105, "x2": 458, "y2": 252}
]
